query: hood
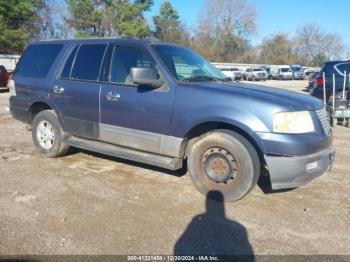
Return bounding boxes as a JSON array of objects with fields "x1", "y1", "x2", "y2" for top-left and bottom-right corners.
[{"x1": 186, "y1": 81, "x2": 323, "y2": 111}]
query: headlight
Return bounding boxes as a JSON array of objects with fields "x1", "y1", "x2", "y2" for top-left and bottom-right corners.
[{"x1": 273, "y1": 111, "x2": 315, "y2": 134}]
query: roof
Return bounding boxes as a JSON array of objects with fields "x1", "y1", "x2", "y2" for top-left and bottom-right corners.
[
  {"x1": 29, "y1": 37, "x2": 182, "y2": 47},
  {"x1": 324, "y1": 60, "x2": 350, "y2": 64}
]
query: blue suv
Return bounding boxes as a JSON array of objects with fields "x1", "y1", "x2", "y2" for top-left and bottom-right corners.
[{"x1": 10, "y1": 38, "x2": 334, "y2": 201}]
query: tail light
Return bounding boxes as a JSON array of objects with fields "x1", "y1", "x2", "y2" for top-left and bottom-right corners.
[{"x1": 315, "y1": 78, "x2": 325, "y2": 87}]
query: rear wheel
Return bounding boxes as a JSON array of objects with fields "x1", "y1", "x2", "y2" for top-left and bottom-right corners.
[
  {"x1": 187, "y1": 130, "x2": 260, "y2": 202},
  {"x1": 32, "y1": 110, "x2": 70, "y2": 158}
]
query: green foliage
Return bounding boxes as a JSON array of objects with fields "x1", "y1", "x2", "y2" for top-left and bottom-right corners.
[
  {"x1": 152, "y1": 0, "x2": 189, "y2": 45},
  {"x1": 65, "y1": 0, "x2": 106, "y2": 37},
  {"x1": 111, "y1": 0, "x2": 153, "y2": 38},
  {"x1": 0, "y1": 0, "x2": 42, "y2": 53},
  {"x1": 0, "y1": 0, "x2": 344, "y2": 67},
  {"x1": 259, "y1": 33, "x2": 296, "y2": 65},
  {"x1": 65, "y1": 0, "x2": 152, "y2": 38}
]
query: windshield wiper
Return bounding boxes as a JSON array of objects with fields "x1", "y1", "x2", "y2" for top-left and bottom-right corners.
[{"x1": 180, "y1": 75, "x2": 231, "y2": 83}]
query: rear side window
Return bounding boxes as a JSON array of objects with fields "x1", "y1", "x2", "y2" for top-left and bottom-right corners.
[
  {"x1": 15, "y1": 44, "x2": 63, "y2": 78},
  {"x1": 335, "y1": 62, "x2": 350, "y2": 75},
  {"x1": 61, "y1": 45, "x2": 79, "y2": 79},
  {"x1": 71, "y1": 44, "x2": 107, "y2": 81}
]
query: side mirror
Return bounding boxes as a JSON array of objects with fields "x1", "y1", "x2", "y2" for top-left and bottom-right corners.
[{"x1": 130, "y1": 67, "x2": 162, "y2": 88}]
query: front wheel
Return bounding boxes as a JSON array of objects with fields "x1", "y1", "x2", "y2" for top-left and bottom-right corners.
[
  {"x1": 32, "y1": 110, "x2": 70, "y2": 158},
  {"x1": 187, "y1": 130, "x2": 260, "y2": 202}
]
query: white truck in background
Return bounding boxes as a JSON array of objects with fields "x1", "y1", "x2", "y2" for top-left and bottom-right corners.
[
  {"x1": 290, "y1": 64, "x2": 305, "y2": 80},
  {"x1": 270, "y1": 65, "x2": 293, "y2": 80}
]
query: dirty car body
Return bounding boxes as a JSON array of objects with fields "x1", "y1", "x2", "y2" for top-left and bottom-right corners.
[{"x1": 9, "y1": 38, "x2": 334, "y2": 201}]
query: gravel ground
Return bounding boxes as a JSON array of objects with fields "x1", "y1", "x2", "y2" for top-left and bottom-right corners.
[{"x1": 0, "y1": 80, "x2": 349, "y2": 256}]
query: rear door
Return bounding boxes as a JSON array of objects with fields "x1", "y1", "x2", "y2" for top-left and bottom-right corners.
[
  {"x1": 52, "y1": 43, "x2": 107, "y2": 139},
  {"x1": 99, "y1": 44, "x2": 175, "y2": 155}
]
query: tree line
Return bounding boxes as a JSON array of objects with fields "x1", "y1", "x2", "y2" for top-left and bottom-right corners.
[{"x1": 0, "y1": 0, "x2": 346, "y2": 67}]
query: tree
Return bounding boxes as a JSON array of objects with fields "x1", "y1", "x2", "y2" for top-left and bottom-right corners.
[
  {"x1": 0, "y1": 0, "x2": 42, "y2": 53},
  {"x1": 295, "y1": 23, "x2": 344, "y2": 66},
  {"x1": 37, "y1": 0, "x2": 73, "y2": 40},
  {"x1": 193, "y1": 0, "x2": 257, "y2": 62},
  {"x1": 259, "y1": 33, "x2": 299, "y2": 65},
  {"x1": 152, "y1": 0, "x2": 189, "y2": 45},
  {"x1": 111, "y1": 0, "x2": 153, "y2": 38},
  {"x1": 65, "y1": 0, "x2": 107, "y2": 37},
  {"x1": 66, "y1": 0, "x2": 153, "y2": 38}
]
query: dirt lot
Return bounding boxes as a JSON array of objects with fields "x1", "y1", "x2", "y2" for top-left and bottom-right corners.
[{"x1": 0, "y1": 80, "x2": 349, "y2": 256}]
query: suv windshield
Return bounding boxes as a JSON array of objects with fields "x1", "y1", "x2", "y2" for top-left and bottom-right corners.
[
  {"x1": 292, "y1": 67, "x2": 303, "y2": 72},
  {"x1": 152, "y1": 44, "x2": 228, "y2": 82},
  {"x1": 281, "y1": 68, "x2": 290, "y2": 73}
]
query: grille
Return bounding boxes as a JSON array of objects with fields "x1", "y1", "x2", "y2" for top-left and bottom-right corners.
[{"x1": 316, "y1": 107, "x2": 331, "y2": 135}]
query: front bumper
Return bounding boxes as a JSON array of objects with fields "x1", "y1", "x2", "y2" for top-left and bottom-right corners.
[
  {"x1": 265, "y1": 148, "x2": 335, "y2": 190},
  {"x1": 280, "y1": 75, "x2": 293, "y2": 79},
  {"x1": 253, "y1": 75, "x2": 266, "y2": 80}
]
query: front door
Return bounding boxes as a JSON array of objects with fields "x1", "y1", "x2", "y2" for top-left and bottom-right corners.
[{"x1": 99, "y1": 45, "x2": 176, "y2": 156}]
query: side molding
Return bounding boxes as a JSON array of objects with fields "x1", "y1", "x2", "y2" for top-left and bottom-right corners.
[{"x1": 99, "y1": 123, "x2": 184, "y2": 158}]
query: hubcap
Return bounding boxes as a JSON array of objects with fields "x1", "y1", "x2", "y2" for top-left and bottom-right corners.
[
  {"x1": 36, "y1": 120, "x2": 55, "y2": 150},
  {"x1": 202, "y1": 147, "x2": 238, "y2": 184}
]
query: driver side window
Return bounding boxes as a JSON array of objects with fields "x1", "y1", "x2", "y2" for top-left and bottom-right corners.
[{"x1": 109, "y1": 46, "x2": 154, "y2": 85}]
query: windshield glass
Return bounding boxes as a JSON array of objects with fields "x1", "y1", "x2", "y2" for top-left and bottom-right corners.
[
  {"x1": 292, "y1": 67, "x2": 303, "y2": 72},
  {"x1": 152, "y1": 44, "x2": 227, "y2": 82},
  {"x1": 281, "y1": 68, "x2": 290, "y2": 72},
  {"x1": 253, "y1": 69, "x2": 263, "y2": 72}
]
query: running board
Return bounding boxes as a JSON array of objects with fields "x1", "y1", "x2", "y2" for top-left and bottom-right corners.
[{"x1": 63, "y1": 136, "x2": 183, "y2": 170}]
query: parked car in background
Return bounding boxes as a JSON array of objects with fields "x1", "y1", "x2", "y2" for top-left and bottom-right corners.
[
  {"x1": 290, "y1": 64, "x2": 305, "y2": 80},
  {"x1": 244, "y1": 67, "x2": 267, "y2": 81},
  {"x1": 310, "y1": 60, "x2": 350, "y2": 103},
  {"x1": 307, "y1": 72, "x2": 320, "y2": 91},
  {"x1": 263, "y1": 66, "x2": 272, "y2": 79},
  {"x1": 10, "y1": 38, "x2": 334, "y2": 202},
  {"x1": 272, "y1": 66, "x2": 293, "y2": 80},
  {"x1": 0, "y1": 65, "x2": 11, "y2": 91},
  {"x1": 220, "y1": 67, "x2": 243, "y2": 81},
  {"x1": 305, "y1": 69, "x2": 319, "y2": 79}
]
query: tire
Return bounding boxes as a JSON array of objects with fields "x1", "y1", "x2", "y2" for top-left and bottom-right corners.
[
  {"x1": 187, "y1": 130, "x2": 260, "y2": 202},
  {"x1": 32, "y1": 110, "x2": 70, "y2": 158}
]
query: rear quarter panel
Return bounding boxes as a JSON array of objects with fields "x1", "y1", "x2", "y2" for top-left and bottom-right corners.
[{"x1": 12, "y1": 43, "x2": 71, "y2": 114}]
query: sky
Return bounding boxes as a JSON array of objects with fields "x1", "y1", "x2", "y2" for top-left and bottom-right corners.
[{"x1": 145, "y1": 0, "x2": 350, "y2": 46}]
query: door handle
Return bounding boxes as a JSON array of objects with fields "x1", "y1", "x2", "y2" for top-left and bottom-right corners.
[
  {"x1": 53, "y1": 85, "x2": 64, "y2": 94},
  {"x1": 106, "y1": 92, "x2": 120, "y2": 101}
]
